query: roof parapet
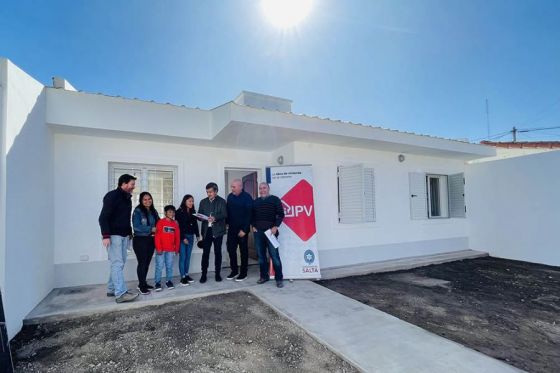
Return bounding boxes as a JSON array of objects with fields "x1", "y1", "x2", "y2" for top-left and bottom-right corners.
[
  {"x1": 52, "y1": 76, "x2": 77, "y2": 91},
  {"x1": 234, "y1": 90, "x2": 292, "y2": 113}
]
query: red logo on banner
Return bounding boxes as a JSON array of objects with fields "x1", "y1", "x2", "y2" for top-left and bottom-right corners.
[{"x1": 281, "y1": 179, "x2": 316, "y2": 241}]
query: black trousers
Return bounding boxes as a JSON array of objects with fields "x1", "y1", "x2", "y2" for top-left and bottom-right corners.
[
  {"x1": 133, "y1": 235, "x2": 155, "y2": 287},
  {"x1": 201, "y1": 227, "x2": 223, "y2": 274},
  {"x1": 226, "y1": 229, "x2": 249, "y2": 276}
]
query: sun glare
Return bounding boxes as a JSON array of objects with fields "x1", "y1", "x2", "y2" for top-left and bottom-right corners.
[{"x1": 261, "y1": 0, "x2": 313, "y2": 29}]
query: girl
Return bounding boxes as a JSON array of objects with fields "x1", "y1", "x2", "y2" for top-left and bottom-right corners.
[{"x1": 175, "y1": 194, "x2": 201, "y2": 285}]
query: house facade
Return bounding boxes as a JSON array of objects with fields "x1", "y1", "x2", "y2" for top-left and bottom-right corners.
[{"x1": 1, "y1": 59, "x2": 498, "y2": 338}]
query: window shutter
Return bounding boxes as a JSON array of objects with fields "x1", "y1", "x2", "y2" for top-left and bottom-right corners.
[
  {"x1": 338, "y1": 165, "x2": 365, "y2": 224},
  {"x1": 409, "y1": 172, "x2": 427, "y2": 220},
  {"x1": 448, "y1": 173, "x2": 466, "y2": 218},
  {"x1": 363, "y1": 168, "x2": 376, "y2": 222}
]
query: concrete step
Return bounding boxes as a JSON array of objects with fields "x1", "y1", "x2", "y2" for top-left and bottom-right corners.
[{"x1": 320, "y1": 249, "x2": 488, "y2": 280}]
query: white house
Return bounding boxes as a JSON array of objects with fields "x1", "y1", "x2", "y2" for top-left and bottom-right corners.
[{"x1": 2, "y1": 58, "x2": 558, "y2": 340}]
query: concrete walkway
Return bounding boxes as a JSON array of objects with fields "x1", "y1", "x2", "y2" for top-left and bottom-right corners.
[
  {"x1": 250, "y1": 281, "x2": 520, "y2": 373},
  {"x1": 24, "y1": 251, "x2": 521, "y2": 372}
]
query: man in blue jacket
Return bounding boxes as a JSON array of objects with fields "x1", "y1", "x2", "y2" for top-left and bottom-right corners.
[
  {"x1": 98, "y1": 174, "x2": 139, "y2": 303},
  {"x1": 226, "y1": 179, "x2": 253, "y2": 281}
]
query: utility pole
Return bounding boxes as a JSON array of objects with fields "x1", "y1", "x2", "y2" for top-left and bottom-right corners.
[{"x1": 512, "y1": 126, "x2": 517, "y2": 142}]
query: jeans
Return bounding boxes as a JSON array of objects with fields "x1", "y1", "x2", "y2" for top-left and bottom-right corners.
[
  {"x1": 226, "y1": 229, "x2": 249, "y2": 276},
  {"x1": 201, "y1": 227, "x2": 223, "y2": 274},
  {"x1": 107, "y1": 235, "x2": 130, "y2": 297},
  {"x1": 179, "y1": 234, "x2": 194, "y2": 278},
  {"x1": 254, "y1": 230, "x2": 283, "y2": 281},
  {"x1": 133, "y1": 235, "x2": 155, "y2": 287},
  {"x1": 155, "y1": 251, "x2": 175, "y2": 284}
]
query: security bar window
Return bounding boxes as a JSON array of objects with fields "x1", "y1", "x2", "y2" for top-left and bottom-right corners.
[{"x1": 108, "y1": 162, "x2": 177, "y2": 218}]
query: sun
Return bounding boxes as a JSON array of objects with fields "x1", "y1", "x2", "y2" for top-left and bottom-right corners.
[{"x1": 261, "y1": 0, "x2": 313, "y2": 29}]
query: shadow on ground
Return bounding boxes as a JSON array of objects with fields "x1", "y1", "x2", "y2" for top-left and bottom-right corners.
[
  {"x1": 318, "y1": 256, "x2": 560, "y2": 373},
  {"x1": 11, "y1": 291, "x2": 357, "y2": 373}
]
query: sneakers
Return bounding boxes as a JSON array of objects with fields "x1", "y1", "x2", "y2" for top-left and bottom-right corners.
[
  {"x1": 200, "y1": 273, "x2": 207, "y2": 283},
  {"x1": 146, "y1": 284, "x2": 154, "y2": 290},
  {"x1": 106, "y1": 291, "x2": 115, "y2": 297},
  {"x1": 276, "y1": 281, "x2": 284, "y2": 288},
  {"x1": 215, "y1": 273, "x2": 222, "y2": 282},
  {"x1": 166, "y1": 281, "x2": 174, "y2": 289},
  {"x1": 180, "y1": 277, "x2": 190, "y2": 286},
  {"x1": 155, "y1": 283, "x2": 162, "y2": 292},
  {"x1": 257, "y1": 278, "x2": 269, "y2": 284},
  {"x1": 185, "y1": 275, "x2": 195, "y2": 283},
  {"x1": 116, "y1": 291, "x2": 139, "y2": 303},
  {"x1": 226, "y1": 271, "x2": 238, "y2": 280},
  {"x1": 137, "y1": 286, "x2": 150, "y2": 295},
  {"x1": 235, "y1": 273, "x2": 247, "y2": 282}
]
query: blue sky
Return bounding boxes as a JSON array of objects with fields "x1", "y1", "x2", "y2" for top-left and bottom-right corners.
[{"x1": 1, "y1": 0, "x2": 559, "y2": 142}]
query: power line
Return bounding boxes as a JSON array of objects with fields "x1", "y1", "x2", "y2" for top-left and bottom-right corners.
[{"x1": 517, "y1": 125, "x2": 560, "y2": 133}]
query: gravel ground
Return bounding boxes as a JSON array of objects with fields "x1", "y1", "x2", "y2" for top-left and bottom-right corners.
[
  {"x1": 11, "y1": 291, "x2": 357, "y2": 373},
  {"x1": 318, "y1": 256, "x2": 560, "y2": 373}
]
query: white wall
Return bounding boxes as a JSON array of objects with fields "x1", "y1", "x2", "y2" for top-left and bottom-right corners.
[
  {"x1": 291, "y1": 142, "x2": 470, "y2": 267},
  {"x1": 467, "y1": 150, "x2": 560, "y2": 266},
  {"x1": 0, "y1": 59, "x2": 8, "y2": 309},
  {"x1": 53, "y1": 135, "x2": 474, "y2": 285},
  {"x1": 53, "y1": 133, "x2": 271, "y2": 285},
  {"x1": 3, "y1": 60, "x2": 53, "y2": 339}
]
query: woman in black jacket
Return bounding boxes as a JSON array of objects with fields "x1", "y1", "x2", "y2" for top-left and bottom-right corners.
[
  {"x1": 176, "y1": 194, "x2": 201, "y2": 285},
  {"x1": 132, "y1": 192, "x2": 160, "y2": 294}
]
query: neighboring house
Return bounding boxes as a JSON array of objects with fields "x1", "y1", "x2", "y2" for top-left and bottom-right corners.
[
  {"x1": 473, "y1": 141, "x2": 560, "y2": 162},
  {"x1": 0, "y1": 58, "x2": 502, "y2": 338}
]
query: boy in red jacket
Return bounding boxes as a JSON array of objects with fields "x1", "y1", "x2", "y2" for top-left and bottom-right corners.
[{"x1": 154, "y1": 205, "x2": 181, "y2": 291}]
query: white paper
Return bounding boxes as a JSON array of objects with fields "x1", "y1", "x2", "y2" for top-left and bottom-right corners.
[
  {"x1": 193, "y1": 213, "x2": 209, "y2": 221},
  {"x1": 264, "y1": 229, "x2": 280, "y2": 249}
]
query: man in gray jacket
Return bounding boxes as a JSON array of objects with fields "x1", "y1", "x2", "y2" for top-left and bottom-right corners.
[{"x1": 198, "y1": 182, "x2": 227, "y2": 283}]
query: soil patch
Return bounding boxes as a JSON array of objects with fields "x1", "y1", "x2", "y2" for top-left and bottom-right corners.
[
  {"x1": 318, "y1": 256, "x2": 560, "y2": 373},
  {"x1": 11, "y1": 291, "x2": 357, "y2": 373}
]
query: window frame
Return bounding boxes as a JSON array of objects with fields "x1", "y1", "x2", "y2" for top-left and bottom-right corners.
[{"x1": 426, "y1": 173, "x2": 449, "y2": 219}]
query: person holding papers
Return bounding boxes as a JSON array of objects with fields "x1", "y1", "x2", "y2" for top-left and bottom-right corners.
[
  {"x1": 197, "y1": 182, "x2": 227, "y2": 283},
  {"x1": 251, "y1": 182, "x2": 285, "y2": 288}
]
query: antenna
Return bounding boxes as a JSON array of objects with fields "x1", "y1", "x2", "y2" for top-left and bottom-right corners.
[{"x1": 485, "y1": 98, "x2": 490, "y2": 139}]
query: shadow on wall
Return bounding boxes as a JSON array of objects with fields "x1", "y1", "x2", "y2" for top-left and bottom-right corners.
[{"x1": 5, "y1": 89, "x2": 55, "y2": 339}]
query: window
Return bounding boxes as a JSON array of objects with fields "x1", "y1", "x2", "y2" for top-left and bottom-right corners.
[
  {"x1": 109, "y1": 162, "x2": 177, "y2": 217},
  {"x1": 409, "y1": 172, "x2": 465, "y2": 220},
  {"x1": 337, "y1": 164, "x2": 376, "y2": 224},
  {"x1": 427, "y1": 174, "x2": 449, "y2": 218}
]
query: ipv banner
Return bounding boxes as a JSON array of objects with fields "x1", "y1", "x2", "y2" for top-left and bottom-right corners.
[{"x1": 266, "y1": 165, "x2": 321, "y2": 279}]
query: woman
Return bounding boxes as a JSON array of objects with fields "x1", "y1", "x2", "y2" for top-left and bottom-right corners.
[
  {"x1": 132, "y1": 192, "x2": 160, "y2": 294},
  {"x1": 176, "y1": 194, "x2": 201, "y2": 285}
]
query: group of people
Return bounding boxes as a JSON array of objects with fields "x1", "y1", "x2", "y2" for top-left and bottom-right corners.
[{"x1": 98, "y1": 174, "x2": 286, "y2": 304}]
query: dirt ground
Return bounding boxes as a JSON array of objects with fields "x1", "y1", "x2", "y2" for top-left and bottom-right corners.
[
  {"x1": 10, "y1": 291, "x2": 357, "y2": 373},
  {"x1": 318, "y1": 256, "x2": 560, "y2": 372}
]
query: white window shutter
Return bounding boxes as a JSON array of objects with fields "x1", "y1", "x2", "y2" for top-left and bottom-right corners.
[
  {"x1": 338, "y1": 165, "x2": 364, "y2": 224},
  {"x1": 363, "y1": 168, "x2": 376, "y2": 222},
  {"x1": 409, "y1": 172, "x2": 427, "y2": 220},
  {"x1": 448, "y1": 173, "x2": 466, "y2": 218}
]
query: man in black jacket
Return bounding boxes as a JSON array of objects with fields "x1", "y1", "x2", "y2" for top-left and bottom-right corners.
[
  {"x1": 98, "y1": 174, "x2": 139, "y2": 303},
  {"x1": 198, "y1": 182, "x2": 227, "y2": 283},
  {"x1": 252, "y1": 182, "x2": 285, "y2": 288},
  {"x1": 226, "y1": 179, "x2": 253, "y2": 282}
]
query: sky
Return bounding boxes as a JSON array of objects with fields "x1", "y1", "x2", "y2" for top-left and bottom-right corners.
[{"x1": 1, "y1": 0, "x2": 559, "y2": 142}]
